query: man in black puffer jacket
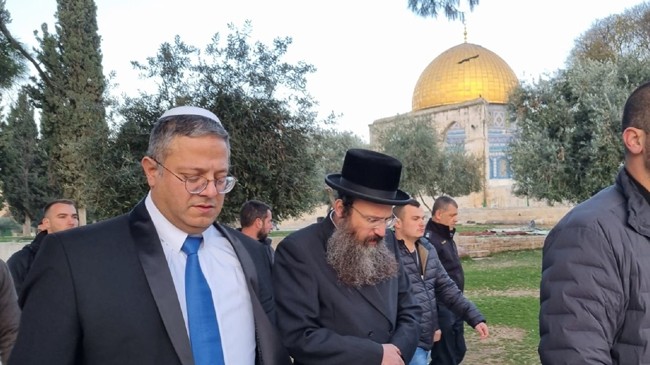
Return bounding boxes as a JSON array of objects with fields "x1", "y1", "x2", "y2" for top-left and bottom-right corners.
[
  {"x1": 424, "y1": 196, "x2": 467, "y2": 365},
  {"x1": 539, "y1": 81, "x2": 650, "y2": 364},
  {"x1": 392, "y1": 200, "x2": 488, "y2": 365},
  {"x1": 7, "y1": 199, "x2": 78, "y2": 297}
]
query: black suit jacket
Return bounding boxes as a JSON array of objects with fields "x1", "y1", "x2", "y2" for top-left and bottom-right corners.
[
  {"x1": 273, "y1": 215, "x2": 420, "y2": 364},
  {"x1": 9, "y1": 200, "x2": 290, "y2": 365}
]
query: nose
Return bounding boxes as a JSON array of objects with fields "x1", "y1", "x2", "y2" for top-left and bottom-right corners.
[
  {"x1": 372, "y1": 226, "x2": 386, "y2": 237},
  {"x1": 199, "y1": 180, "x2": 219, "y2": 197}
]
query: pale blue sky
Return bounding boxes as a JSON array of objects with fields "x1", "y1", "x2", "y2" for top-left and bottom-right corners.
[{"x1": 4, "y1": 0, "x2": 646, "y2": 140}]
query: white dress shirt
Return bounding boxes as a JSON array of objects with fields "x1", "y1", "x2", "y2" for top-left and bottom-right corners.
[{"x1": 145, "y1": 193, "x2": 255, "y2": 364}]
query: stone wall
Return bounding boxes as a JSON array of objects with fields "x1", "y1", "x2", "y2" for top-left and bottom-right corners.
[{"x1": 456, "y1": 233, "x2": 545, "y2": 258}]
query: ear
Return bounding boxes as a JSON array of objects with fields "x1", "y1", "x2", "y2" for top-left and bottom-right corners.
[
  {"x1": 333, "y1": 199, "x2": 345, "y2": 219},
  {"x1": 623, "y1": 127, "x2": 646, "y2": 155},
  {"x1": 141, "y1": 156, "x2": 160, "y2": 188},
  {"x1": 42, "y1": 218, "x2": 51, "y2": 231},
  {"x1": 255, "y1": 217, "x2": 263, "y2": 229}
]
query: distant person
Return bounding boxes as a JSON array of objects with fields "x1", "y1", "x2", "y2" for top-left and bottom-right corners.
[
  {"x1": 7, "y1": 199, "x2": 78, "y2": 297},
  {"x1": 425, "y1": 196, "x2": 466, "y2": 365},
  {"x1": 539, "y1": 81, "x2": 650, "y2": 364},
  {"x1": 393, "y1": 199, "x2": 488, "y2": 365},
  {"x1": 273, "y1": 148, "x2": 420, "y2": 365},
  {"x1": 9, "y1": 106, "x2": 290, "y2": 365},
  {"x1": 0, "y1": 259, "x2": 19, "y2": 364},
  {"x1": 240, "y1": 200, "x2": 275, "y2": 265}
]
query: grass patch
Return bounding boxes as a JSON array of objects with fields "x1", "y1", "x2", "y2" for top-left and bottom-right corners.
[
  {"x1": 462, "y1": 249, "x2": 541, "y2": 365},
  {"x1": 0, "y1": 236, "x2": 30, "y2": 243}
]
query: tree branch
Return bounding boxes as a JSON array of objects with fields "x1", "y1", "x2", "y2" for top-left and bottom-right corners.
[{"x1": 0, "y1": 15, "x2": 54, "y2": 89}]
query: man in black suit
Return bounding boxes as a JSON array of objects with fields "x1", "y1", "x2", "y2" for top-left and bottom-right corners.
[
  {"x1": 273, "y1": 148, "x2": 420, "y2": 365},
  {"x1": 10, "y1": 106, "x2": 290, "y2": 365}
]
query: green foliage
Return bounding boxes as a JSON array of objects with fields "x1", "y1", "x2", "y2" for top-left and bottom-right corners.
[
  {"x1": 508, "y1": 61, "x2": 650, "y2": 204},
  {"x1": 310, "y1": 128, "x2": 368, "y2": 206},
  {"x1": 0, "y1": 216, "x2": 19, "y2": 236},
  {"x1": 30, "y1": 0, "x2": 108, "y2": 219},
  {"x1": 407, "y1": 0, "x2": 479, "y2": 21},
  {"x1": 377, "y1": 119, "x2": 482, "y2": 206},
  {"x1": 509, "y1": 3, "x2": 650, "y2": 205},
  {"x1": 100, "y1": 23, "x2": 327, "y2": 223},
  {"x1": 0, "y1": 90, "x2": 48, "y2": 225},
  {"x1": 0, "y1": 2, "x2": 26, "y2": 89},
  {"x1": 569, "y1": 2, "x2": 650, "y2": 64}
]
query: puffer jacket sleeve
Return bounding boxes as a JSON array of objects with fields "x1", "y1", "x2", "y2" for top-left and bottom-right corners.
[
  {"x1": 539, "y1": 225, "x2": 623, "y2": 364},
  {"x1": 428, "y1": 246, "x2": 485, "y2": 327}
]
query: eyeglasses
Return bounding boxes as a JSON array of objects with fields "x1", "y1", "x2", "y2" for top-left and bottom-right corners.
[
  {"x1": 350, "y1": 205, "x2": 396, "y2": 229},
  {"x1": 151, "y1": 158, "x2": 237, "y2": 195}
]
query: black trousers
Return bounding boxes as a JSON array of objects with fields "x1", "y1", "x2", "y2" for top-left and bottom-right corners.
[{"x1": 429, "y1": 305, "x2": 466, "y2": 365}]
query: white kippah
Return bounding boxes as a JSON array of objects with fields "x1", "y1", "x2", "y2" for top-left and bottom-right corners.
[{"x1": 159, "y1": 106, "x2": 222, "y2": 125}]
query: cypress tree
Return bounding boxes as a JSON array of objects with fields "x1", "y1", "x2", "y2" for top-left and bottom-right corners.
[
  {"x1": 33, "y1": 0, "x2": 108, "y2": 225},
  {"x1": 0, "y1": 90, "x2": 48, "y2": 234}
]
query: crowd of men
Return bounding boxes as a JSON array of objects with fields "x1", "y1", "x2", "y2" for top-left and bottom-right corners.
[{"x1": 0, "y1": 79, "x2": 648, "y2": 364}]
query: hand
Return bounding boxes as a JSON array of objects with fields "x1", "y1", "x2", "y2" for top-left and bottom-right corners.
[
  {"x1": 433, "y1": 329, "x2": 442, "y2": 342},
  {"x1": 474, "y1": 322, "x2": 489, "y2": 339},
  {"x1": 381, "y1": 344, "x2": 404, "y2": 365}
]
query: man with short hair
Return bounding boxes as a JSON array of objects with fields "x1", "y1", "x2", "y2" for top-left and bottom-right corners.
[
  {"x1": 10, "y1": 106, "x2": 290, "y2": 365},
  {"x1": 539, "y1": 81, "x2": 650, "y2": 364},
  {"x1": 240, "y1": 200, "x2": 275, "y2": 265},
  {"x1": 7, "y1": 199, "x2": 78, "y2": 296},
  {"x1": 425, "y1": 196, "x2": 467, "y2": 365},
  {"x1": 273, "y1": 148, "x2": 420, "y2": 365},
  {"x1": 393, "y1": 199, "x2": 487, "y2": 365}
]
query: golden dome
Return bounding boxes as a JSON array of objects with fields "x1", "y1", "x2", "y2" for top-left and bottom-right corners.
[{"x1": 412, "y1": 42, "x2": 518, "y2": 111}]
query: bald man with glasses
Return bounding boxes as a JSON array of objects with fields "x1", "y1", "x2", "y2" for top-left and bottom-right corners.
[{"x1": 273, "y1": 148, "x2": 420, "y2": 365}]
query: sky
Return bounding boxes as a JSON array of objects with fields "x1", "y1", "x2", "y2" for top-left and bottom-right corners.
[{"x1": 4, "y1": 0, "x2": 646, "y2": 141}]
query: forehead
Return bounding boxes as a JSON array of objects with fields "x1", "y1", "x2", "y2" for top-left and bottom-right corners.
[
  {"x1": 47, "y1": 203, "x2": 76, "y2": 215},
  {"x1": 403, "y1": 205, "x2": 425, "y2": 217},
  {"x1": 440, "y1": 204, "x2": 458, "y2": 215},
  {"x1": 165, "y1": 135, "x2": 229, "y2": 163},
  {"x1": 353, "y1": 199, "x2": 393, "y2": 216}
]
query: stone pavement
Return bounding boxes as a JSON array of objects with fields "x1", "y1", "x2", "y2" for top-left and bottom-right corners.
[{"x1": 0, "y1": 242, "x2": 26, "y2": 262}]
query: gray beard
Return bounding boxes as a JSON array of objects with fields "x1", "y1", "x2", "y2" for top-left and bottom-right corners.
[{"x1": 326, "y1": 220, "x2": 399, "y2": 288}]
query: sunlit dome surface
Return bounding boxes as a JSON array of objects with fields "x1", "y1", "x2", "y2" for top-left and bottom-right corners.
[{"x1": 412, "y1": 42, "x2": 518, "y2": 111}]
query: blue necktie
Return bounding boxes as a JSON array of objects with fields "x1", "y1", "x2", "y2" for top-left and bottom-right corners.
[{"x1": 182, "y1": 236, "x2": 225, "y2": 365}]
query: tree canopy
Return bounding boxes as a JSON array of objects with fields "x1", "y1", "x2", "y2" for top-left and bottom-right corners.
[
  {"x1": 24, "y1": 0, "x2": 108, "y2": 225},
  {"x1": 0, "y1": 89, "x2": 48, "y2": 232},
  {"x1": 98, "y1": 23, "x2": 328, "y2": 224},
  {"x1": 508, "y1": 2, "x2": 650, "y2": 204},
  {"x1": 376, "y1": 119, "x2": 482, "y2": 209},
  {"x1": 310, "y1": 127, "x2": 368, "y2": 206},
  {"x1": 407, "y1": 0, "x2": 479, "y2": 21}
]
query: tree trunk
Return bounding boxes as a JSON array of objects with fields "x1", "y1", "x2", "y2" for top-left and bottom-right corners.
[
  {"x1": 78, "y1": 206, "x2": 87, "y2": 226},
  {"x1": 22, "y1": 215, "x2": 32, "y2": 236}
]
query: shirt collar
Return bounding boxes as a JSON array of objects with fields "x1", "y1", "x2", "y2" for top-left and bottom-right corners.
[{"x1": 145, "y1": 192, "x2": 218, "y2": 253}]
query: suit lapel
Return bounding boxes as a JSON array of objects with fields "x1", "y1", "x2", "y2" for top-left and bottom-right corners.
[
  {"x1": 129, "y1": 201, "x2": 193, "y2": 365},
  {"x1": 216, "y1": 224, "x2": 259, "y2": 291}
]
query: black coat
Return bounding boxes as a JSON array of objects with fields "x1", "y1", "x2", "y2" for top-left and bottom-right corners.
[
  {"x1": 7, "y1": 230, "x2": 47, "y2": 298},
  {"x1": 424, "y1": 221, "x2": 464, "y2": 292},
  {"x1": 273, "y1": 215, "x2": 420, "y2": 364},
  {"x1": 9, "y1": 200, "x2": 290, "y2": 365}
]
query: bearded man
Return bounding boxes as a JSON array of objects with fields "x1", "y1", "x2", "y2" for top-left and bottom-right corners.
[{"x1": 273, "y1": 148, "x2": 420, "y2": 365}]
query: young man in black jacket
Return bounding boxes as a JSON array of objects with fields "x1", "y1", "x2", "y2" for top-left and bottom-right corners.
[
  {"x1": 7, "y1": 199, "x2": 78, "y2": 297},
  {"x1": 393, "y1": 199, "x2": 487, "y2": 365}
]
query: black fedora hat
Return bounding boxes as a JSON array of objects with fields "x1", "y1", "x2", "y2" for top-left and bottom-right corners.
[{"x1": 325, "y1": 149, "x2": 411, "y2": 205}]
